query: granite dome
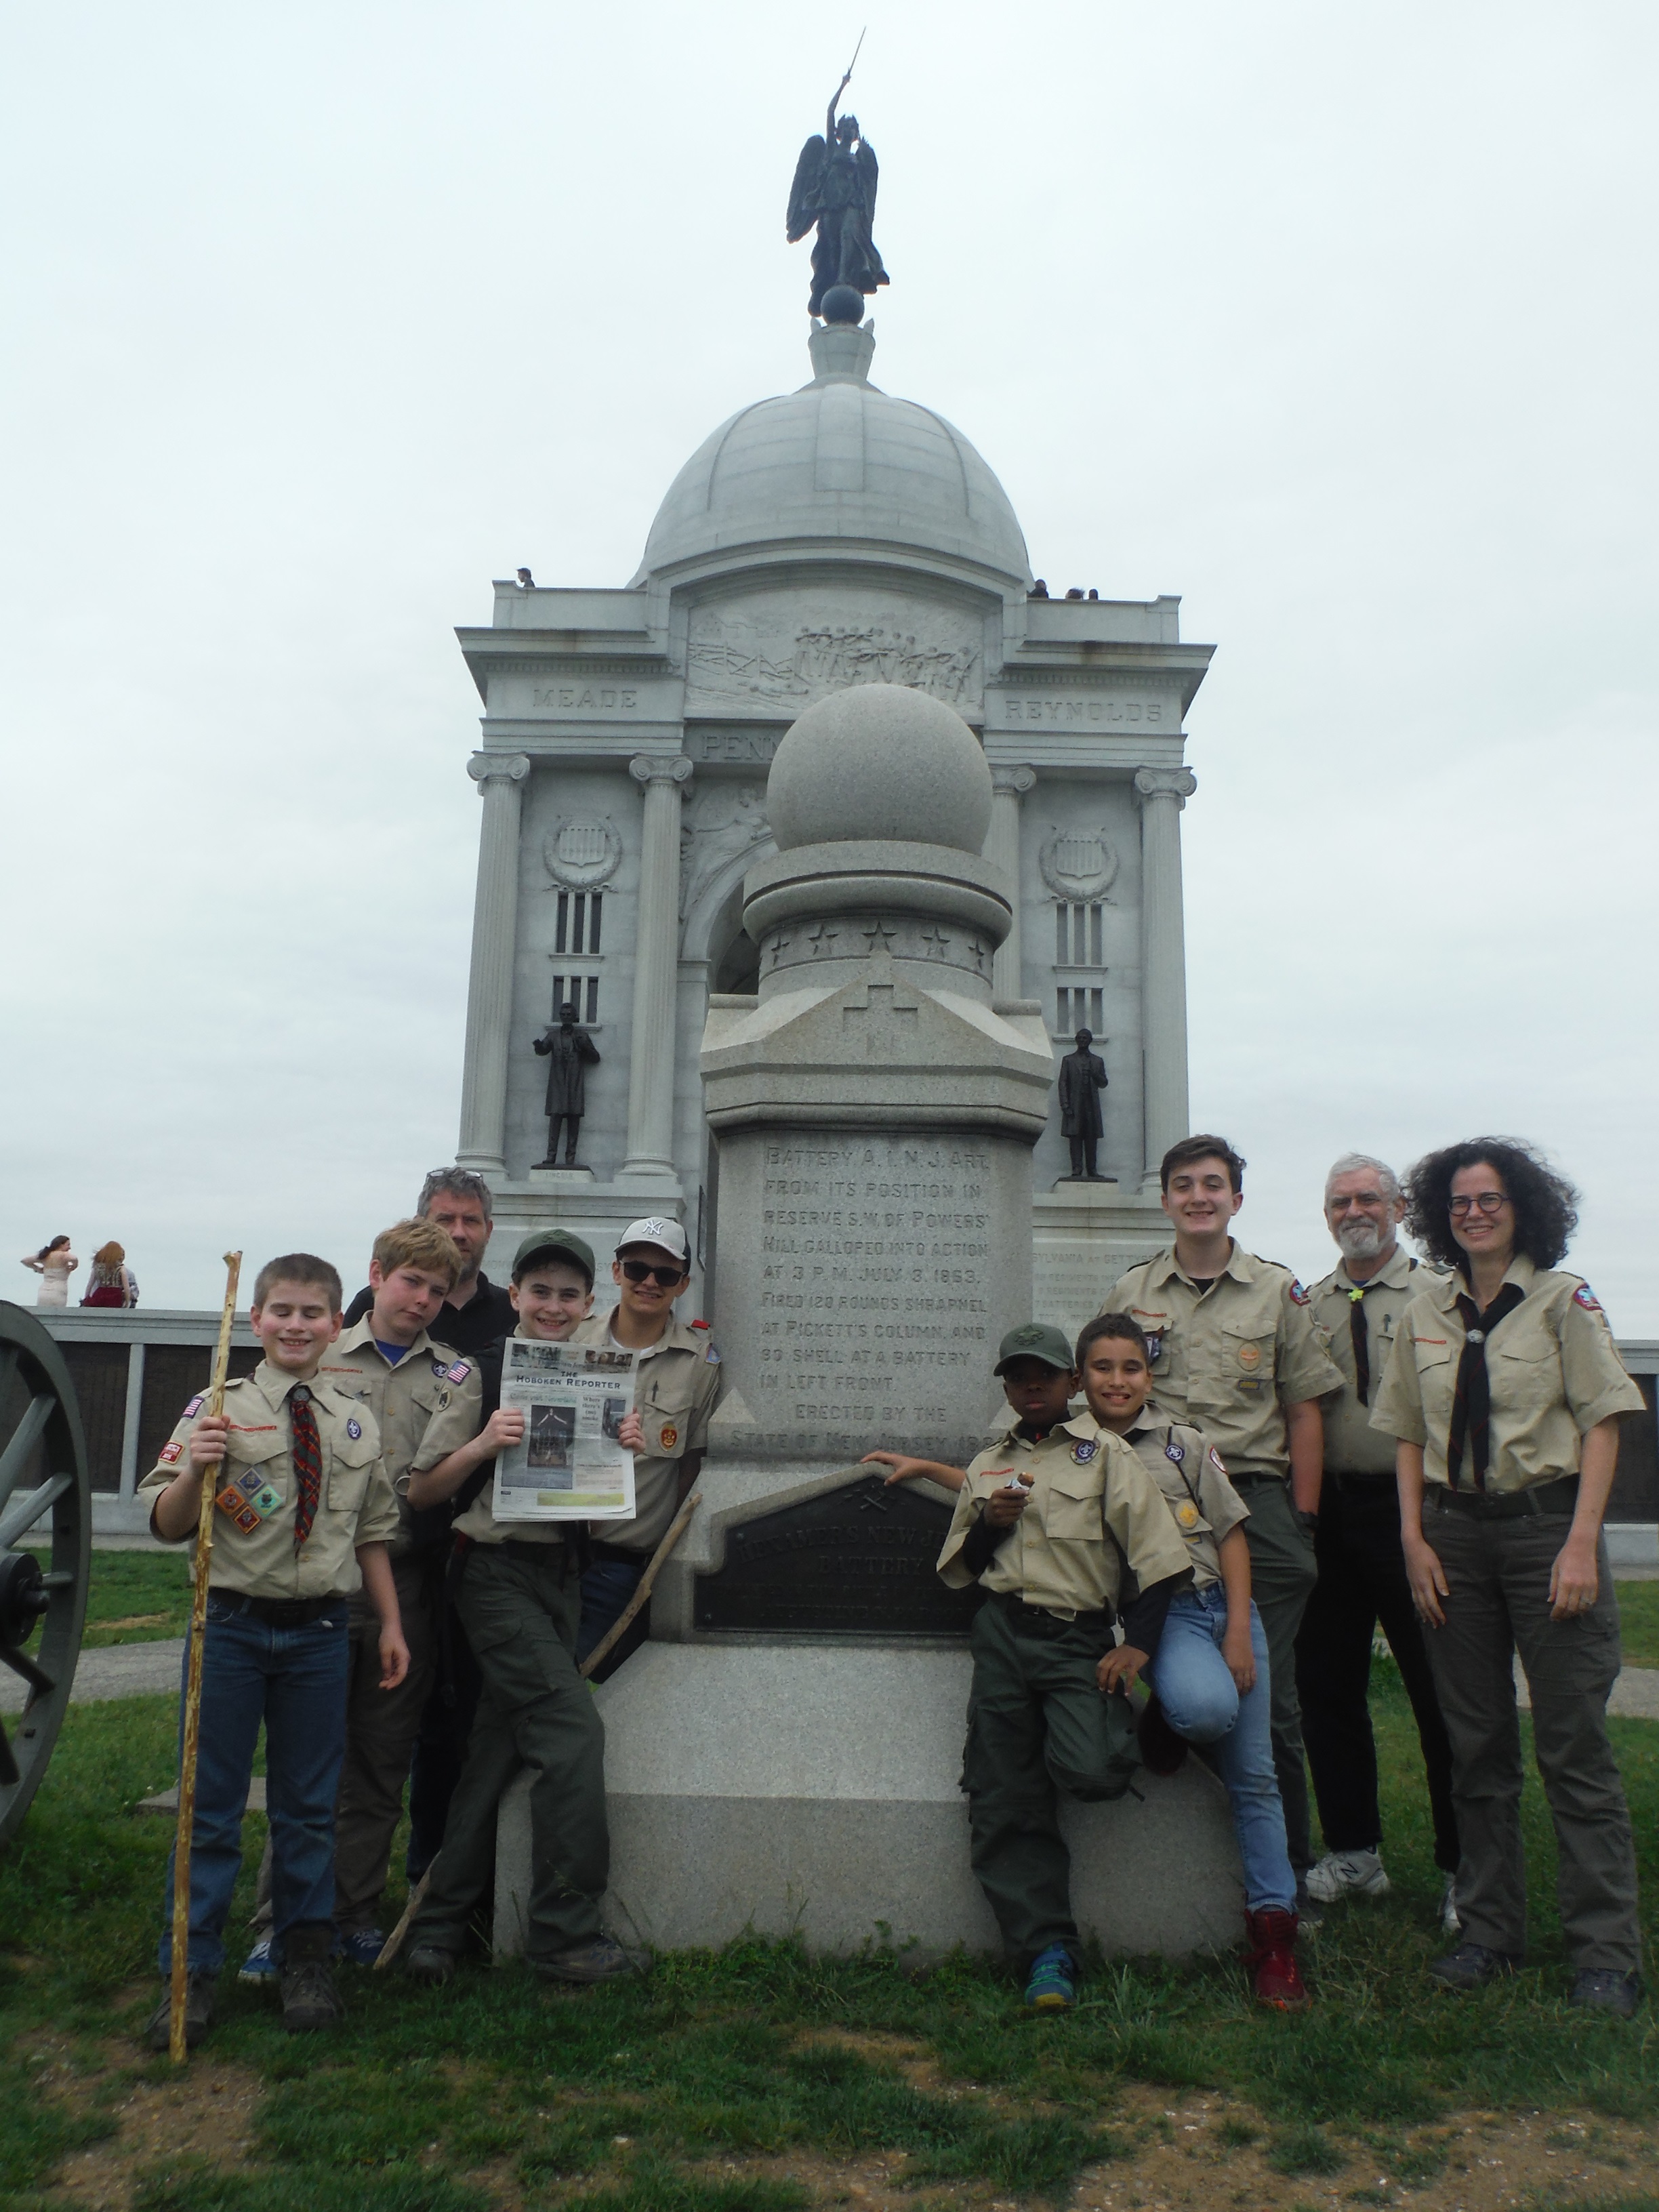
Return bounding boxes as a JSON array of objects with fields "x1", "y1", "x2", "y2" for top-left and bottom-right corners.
[{"x1": 632, "y1": 324, "x2": 1031, "y2": 587}]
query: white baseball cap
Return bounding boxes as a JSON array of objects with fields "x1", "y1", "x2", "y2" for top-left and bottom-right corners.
[{"x1": 617, "y1": 1215, "x2": 690, "y2": 1266}]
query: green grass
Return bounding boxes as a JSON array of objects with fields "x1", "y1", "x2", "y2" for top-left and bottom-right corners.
[
  {"x1": 7, "y1": 1671, "x2": 1659, "y2": 2210},
  {"x1": 30, "y1": 1544, "x2": 192, "y2": 1647},
  {"x1": 1616, "y1": 1581, "x2": 1659, "y2": 1668}
]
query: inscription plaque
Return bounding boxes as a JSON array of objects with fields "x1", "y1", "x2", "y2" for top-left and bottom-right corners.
[{"x1": 694, "y1": 1474, "x2": 984, "y2": 1637}]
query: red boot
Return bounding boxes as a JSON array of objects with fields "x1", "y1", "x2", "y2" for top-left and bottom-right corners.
[{"x1": 1244, "y1": 1908, "x2": 1307, "y2": 2010}]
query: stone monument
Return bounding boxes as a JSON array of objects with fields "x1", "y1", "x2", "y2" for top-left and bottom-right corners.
[{"x1": 493, "y1": 682, "x2": 1244, "y2": 1962}]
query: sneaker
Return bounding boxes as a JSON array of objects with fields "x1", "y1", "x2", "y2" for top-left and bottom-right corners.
[
  {"x1": 143, "y1": 1971, "x2": 216, "y2": 2051},
  {"x1": 1023, "y1": 1942, "x2": 1078, "y2": 2011},
  {"x1": 1136, "y1": 1692, "x2": 1188, "y2": 1778},
  {"x1": 536, "y1": 1934, "x2": 647, "y2": 1986},
  {"x1": 1428, "y1": 1941, "x2": 1522, "y2": 1991},
  {"x1": 1244, "y1": 1909, "x2": 1307, "y2": 2011},
  {"x1": 1439, "y1": 1877, "x2": 1462, "y2": 1938},
  {"x1": 405, "y1": 1944, "x2": 457, "y2": 1986},
  {"x1": 280, "y1": 1925, "x2": 346, "y2": 2031},
  {"x1": 237, "y1": 1936, "x2": 278, "y2": 1986},
  {"x1": 1305, "y1": 1848, "x2": 1390, "y2": 1904},
  {"x1": 1570, "y1": 1969, "x2": 1641, "y2": 2019},
  {"x1": 335, "y1": 1927, "x2": 386, "y2": 1967}
]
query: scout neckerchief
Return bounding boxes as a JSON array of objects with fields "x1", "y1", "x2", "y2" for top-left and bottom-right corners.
[
  {"x1": 289, "y1": 1385, "x2": 322, "y2": 1549},
  {"x1": 1343, "y1": 1255, "x2": 1415, "y2": 1406},
  {"x1": 1446, "y1": 1279, "x2": 1527, "y2": 1491}
]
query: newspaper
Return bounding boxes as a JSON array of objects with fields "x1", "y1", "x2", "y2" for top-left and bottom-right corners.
[{"x1": 491, "y1": 1337, "x2": 637, "y2": 1521}]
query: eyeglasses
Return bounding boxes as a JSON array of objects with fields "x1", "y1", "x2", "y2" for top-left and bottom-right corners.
[
  {"x1": 620, "y1": 1258, "x2": 687, "y2": 1288},
  {"x1": 1449, "y1": 1192, "x2": 1508, "y2": 1217}
]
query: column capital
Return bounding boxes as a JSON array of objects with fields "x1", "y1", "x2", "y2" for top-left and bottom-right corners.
[
  {"x1": 467, "y1": 752, "x2": 531, "y2": 788},
  {"x1": 630, "y1": 754, "x2": 694, "y2": 789},
  {"x1": 1134, "y1": 766, "x2": 1197, "y2": 806},
  {"x1": 991, "y1": 764, "x2": 1037, "y2": 797}
]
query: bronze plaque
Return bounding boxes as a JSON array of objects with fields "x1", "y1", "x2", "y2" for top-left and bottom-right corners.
[{"x1": 693, "y1": 1473, "x2": 983, "y2": 1637}]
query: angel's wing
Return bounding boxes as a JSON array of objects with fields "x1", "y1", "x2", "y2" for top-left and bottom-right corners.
[
  {"x1": 855, "y1": 137, "x2": 878, "y2": 225},
  {"x1": 786, "y1": 136, "x2": 827, "y2": 241}
]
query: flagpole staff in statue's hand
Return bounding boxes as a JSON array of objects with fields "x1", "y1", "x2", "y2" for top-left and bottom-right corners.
[{"x1": 168, "y1": 1250, "x2": 242, "y2": 2063}]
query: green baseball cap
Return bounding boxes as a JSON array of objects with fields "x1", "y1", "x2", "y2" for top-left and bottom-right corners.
[
  {"x1": 512, "y1": 1229, "x2": 596, "y2": 1287},
  {"x1": 993, "y1": 1322, "x2": 1077, "y2": 1376}
]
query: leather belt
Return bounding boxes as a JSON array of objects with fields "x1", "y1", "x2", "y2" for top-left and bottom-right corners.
[
  {"x1": 989, "y1": 1591, "x2": 1111, "y2": 1634},
  {"x1": 1430, "y1": 1476, "x2": 1580, "y2": 1520},
  {"x1": 213, "y1": 1592, "x2": 343, "y2": 1628}
]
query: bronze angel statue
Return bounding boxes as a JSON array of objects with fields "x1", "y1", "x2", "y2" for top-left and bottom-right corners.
[{"x1": 786, "y1": 70, "x2": 888, "y2": 319}]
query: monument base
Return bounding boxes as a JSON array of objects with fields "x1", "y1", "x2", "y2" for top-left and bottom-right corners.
[
  {"x1": 493, "y1": 1642, "x2": 1244, "y2": 1961},
  {"x1": 1031, "y1": 1186, "x2": 1172, "y2": 1347}
]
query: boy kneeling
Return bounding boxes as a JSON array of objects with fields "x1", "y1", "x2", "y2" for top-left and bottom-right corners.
[
  {"x1": 938, "y1": 1323, "x2": 1192, "y2": 2011},
  {"x1": 138, "y1": 1255, "x2": 408, "y2": 2047}
]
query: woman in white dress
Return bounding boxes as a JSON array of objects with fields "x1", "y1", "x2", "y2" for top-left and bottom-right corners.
[{"x1": 20, "y1": 1235, "x2": 77, "y2": 1307}]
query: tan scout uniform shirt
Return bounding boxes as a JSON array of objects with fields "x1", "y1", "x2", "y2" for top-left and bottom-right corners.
[
  {"x1": 316, "y1": 1319, "x2": 484, "y2": 1557},
  {"x1": 1369, "y1": 1256, "x2": 1646, "y2": 1493},
  {"x1": 408, "y1": 1327, "x2": 564, "y2": 1549},
  {"x1": 138, "y1": 1361, "x2": 398, "y2": 1599},
  {"x1": 575, "y1": 1311, "x2": 727, "y2": 1553},
  {"x1": 1102, "y1": 1244, "x2": 1344, "y2": 1480},
  {"x1": 937, "y1": 1411, "x2": 1193, "y2": 1620},
  {"x1": 1121, "y1": 1410, "x2": 1250, "y2": 1590},
  {"x1": 1307, "y1": 1246, "x2": 1439, "y2": 1477}
]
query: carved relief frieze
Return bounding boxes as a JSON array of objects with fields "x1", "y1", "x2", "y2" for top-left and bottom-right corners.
[
  {"x1": 679, "y1": 784, "x2": 773, "y2": 919},
  {"x1": 543, "y1": 818, "x2": 623, "y2": 889},
  {"x1": 685, "y1": 586, "x2": 983, "y2": 714},
  {"x1": 1038, "y1": 830, "x2": 1120, "y2": 904}
]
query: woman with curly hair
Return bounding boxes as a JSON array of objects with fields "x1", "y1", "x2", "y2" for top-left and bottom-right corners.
[{"x1": 1370, "y1": 1138, "x2": 1645, "y2": 2015}]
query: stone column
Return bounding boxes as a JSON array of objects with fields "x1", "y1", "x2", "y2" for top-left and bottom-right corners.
[
  {"x1": 457, "y1": 752, "x2": 531, "y2": 1174},
  {"x1": 985, "y1": 765, "x2": 1035, "y2": 1001},
  {"x1": 623, "y1": 754, "x2": 694, "y2": 1180},
  {"x1": 1133, "y1": 766, "x2": 1198, "y2": 1191}
]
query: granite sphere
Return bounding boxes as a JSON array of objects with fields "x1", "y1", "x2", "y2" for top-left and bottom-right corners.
[
  {"x1": 819, "y1": 285, "x2": 866, "y2": 325},
  {"x1": 766, "y1": 684, "x2": 993, "y2": 855}
]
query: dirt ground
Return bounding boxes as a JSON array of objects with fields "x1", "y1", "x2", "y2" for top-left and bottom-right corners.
[{"x1": 21, "y1": 2033, "x2": 1659, "y2": 2212}]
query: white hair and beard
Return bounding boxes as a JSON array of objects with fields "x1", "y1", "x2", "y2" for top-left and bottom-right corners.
[{"x1": 1334, "y1": 1212, "x2": 1390, "y2": 1261}]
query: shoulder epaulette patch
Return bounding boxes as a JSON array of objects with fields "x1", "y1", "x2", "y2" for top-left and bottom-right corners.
[
  {"x1": 1288, "y1": 1280, "x2": 1310, "y2": 1306},
  {"x1": 1573, "y1": 1282, "x2": 1603, "y2": 1313}
]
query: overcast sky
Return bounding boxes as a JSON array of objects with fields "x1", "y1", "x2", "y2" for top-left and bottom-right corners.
[{"x1": 3, "y1": 2, "x2": 1656, "y2": 1328}]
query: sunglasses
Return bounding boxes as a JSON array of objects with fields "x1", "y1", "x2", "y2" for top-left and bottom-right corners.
[{"x1": 619, "y1": 1258, "x2": 687, "y2": 1288}]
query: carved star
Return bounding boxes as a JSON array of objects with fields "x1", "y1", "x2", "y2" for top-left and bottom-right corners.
[
  {"x1": 920, "y1": 927, "x2": 951, "y2": 960},
  {"x1": 769, "y1": 932, "x2": 794, "y2": 968},
  {"x1": 862, "y1": 920, "x2": 899, "y2": 952},
  {"x1": 966, "y1": 939, "x2": 987, "y2": 972},
  {"x1": 808, "y1": 923, "x2": 840, "y2": 956}
]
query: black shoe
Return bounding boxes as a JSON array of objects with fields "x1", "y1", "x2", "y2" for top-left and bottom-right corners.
[
  {"x1": 1292, "y1": 1877, "x2": 1324, "y2": 1931},
  {"x1": 280, "y1": 1924, "x2": 345, "y2": 2031},
  {"x1": 536, "y1": 1935, "x2": 648, "y2": 1986},
  {"x1": 1429, "y1": 1941, "x2": 1523, "y2": 1991},
  {"x1": 143, "y1": 1971, "x2": 216, "y2": 2051},
  {"x1": 1136, "y1": 1692, "x2": 1187, "y2": 1778},
  {"x1": 405, "y1": 1944, "x2": 457, "y2": 1986},
  {"x1": 1570, "y1": 1969, "x2": 1641, "y2": 2018}
]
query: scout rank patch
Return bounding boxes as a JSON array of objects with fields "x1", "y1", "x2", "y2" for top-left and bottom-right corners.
[
  {"x1": 216, "y1": 1465, "x2": 284, "y2": 1534},
  {"x1": 1236, "y1": 1342, "x2": 1262, "y2": 1369},
  {"x1": 346, "y1": 1418, "x2": 362, "y2": 1439},
  {"x1": 1174, "y1": 1501, "x2": 1201, "y2": 1530}
]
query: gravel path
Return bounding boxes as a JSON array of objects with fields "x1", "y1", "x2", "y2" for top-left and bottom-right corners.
[{"x1": 0, "y1": 1637, "x2": 184, "y2": 1712}]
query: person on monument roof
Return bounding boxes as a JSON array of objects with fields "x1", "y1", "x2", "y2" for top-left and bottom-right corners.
[
  {"x1": 401, "y1": 1226, "x2": 644, "y2": 1989},
  {"x1": 567, "y1": 1216, "x2": 725, "y2": 1677},
  {"x1": 239, "y1": 1215, "x2": 480, "y2": 1984},
  {"x1": 1100, "y1": 1136, "x2": 1343, "y2": 1920},
  {"x1": 934, "y1": 1320, "x2": 1193, "y2": 2013},
  {"x1": 136, "y1": 1253, "x2": 407, "y2": 2049}
]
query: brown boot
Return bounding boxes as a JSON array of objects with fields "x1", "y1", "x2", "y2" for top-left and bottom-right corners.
[
  {"x1": 1244, "y1": 1908, "x2": 1308, "y2": 2010},
  {"x1": 280, "y1": 1923, "x2": 345, "y2": 2032}
]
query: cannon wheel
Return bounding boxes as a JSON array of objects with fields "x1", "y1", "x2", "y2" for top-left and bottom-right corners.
[{"x1": 0, "y1": 1302, "x2": 91, "y2": 1848}]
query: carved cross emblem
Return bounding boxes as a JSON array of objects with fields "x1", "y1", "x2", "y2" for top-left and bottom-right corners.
[
  {"x1": 807, "y1": 923, "x2": 840, "y2": 957},
  {"x1": 920, "y1": 926, "x2": 951, "y2": 960},
  {"x1": 842, "y1": 975, "x2": 922, "y2": 1053},
  {"x1": 861, "y1": 920, "x2": 899, "y2": 953}
]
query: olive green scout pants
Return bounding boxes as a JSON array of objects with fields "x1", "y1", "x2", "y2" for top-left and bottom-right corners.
[
  {"x1": 411, "y1": 1542, "x2": 609, "y2": 1965},
  {"x1": 1232, "y1": 1476, "x2": 1318, "y2": 1872},
  {"x1": 1420, "y1": 1497, "x2": 1639, "y2": 1975},
  {"x1": 963, "y1": 1591, "x2": 1140, "y2": 1965}
]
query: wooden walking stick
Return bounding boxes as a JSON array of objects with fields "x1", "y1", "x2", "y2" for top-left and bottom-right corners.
[
  {"x1": 168, "y1": 1252, "x2": 242, "y2": 2062},
  {"x1": 373, "y1": 1487, "x2": 703, "y2": 1972}
]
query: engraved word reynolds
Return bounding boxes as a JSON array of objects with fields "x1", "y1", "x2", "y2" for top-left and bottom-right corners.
[{"x1": 998, "y1": 695, "x2": 1165, "y2": 726}]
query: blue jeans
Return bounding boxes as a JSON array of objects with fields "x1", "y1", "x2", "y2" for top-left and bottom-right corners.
[
  {"x1": 1147, "y1": 1587, "x2": 1295, "y2": 1913},
  {"x1": 159, "y1": 1595, "x2": 350, "y2": 1975},
  {"x1": 576, "y1": 1555, "x2": 646, "y2": 1668}
]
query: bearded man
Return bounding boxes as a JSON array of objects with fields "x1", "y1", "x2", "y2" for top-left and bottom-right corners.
[{"x1": 1296, "y1": 1154, "x2": 1462, "y2": 1928}]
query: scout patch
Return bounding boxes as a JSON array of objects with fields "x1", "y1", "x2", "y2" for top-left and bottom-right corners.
[
  {"x1": 1164, "y1": 1441, "x2": 1186, "y2": 1464},
  {"x1": 447, "y1": 1360, "x2": 472, "y2": 1385},
  {"x1": 1071, "y1": 1438, "x2": 1099, "y2": 1465},
  {"x1": 182, "y1": 1394, "x2": 205, "y2": 1419},
  {"x1": 1174, "y1": 1500, "x2": 1201, "y2": 1531},
  {"x1": 1236, "y1": 1343, "x2": 1262, "y2": 1370},
  {"x1": 1143, "y1": 1332, "x2": 1164, "y2": 1365},
  {"x1": 705, "y1": 1344, "x2": 721, "y2": 1364},
  {"x1": 159, "y1": 1441, "x2": 183, "y2": 1466},
  {"x1": 659, "y1": 1422, "x2": 680, "y2": 1453},
  {"x1": 1208, "y1": 1447, "x2": 1227, "y2": 1474},
  {"x1": 1574, "y1": 1283, "x2": 1603, "y2": 1313},
  {"x1": 431, "y1": 1359, "x2": 450, "y2": 1378},
  {"x1": 1288, "y1": 1280, "x2": 1310, "y2": 1306},
  {"x1": 346, "y1": 1418, "x2": 363, "y2": 1440},
  {"x1": 1237, "y1": 1378, "x2": 1263, "y2": 1395}
]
